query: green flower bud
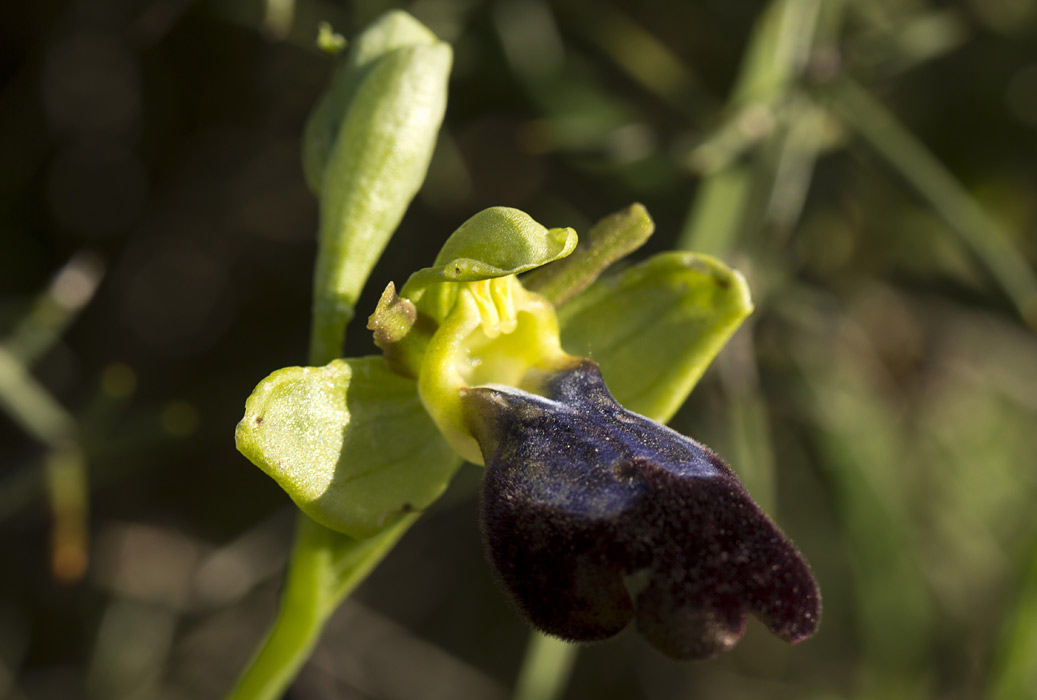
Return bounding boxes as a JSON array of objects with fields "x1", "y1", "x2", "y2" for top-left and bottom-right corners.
[{"x1": 304, "y1": 11, "x2": 452, "y2": 359}]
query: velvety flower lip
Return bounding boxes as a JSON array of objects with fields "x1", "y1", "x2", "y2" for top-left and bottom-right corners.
[{"x1": 461, "y1": 359, "x2": 821, "y2": 660}]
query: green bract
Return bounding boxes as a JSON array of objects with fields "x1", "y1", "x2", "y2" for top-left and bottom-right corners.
[{"x1": 237, "y1": 204, "x2": 754, "y2": 537}]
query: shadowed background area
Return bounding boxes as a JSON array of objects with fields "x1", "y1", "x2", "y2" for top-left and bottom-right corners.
[{"x1": 2, "y1": 0, "x2": 1036, "y2": 698}]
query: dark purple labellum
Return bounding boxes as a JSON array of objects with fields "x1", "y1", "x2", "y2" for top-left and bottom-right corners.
[{"x1": 461, "y1": 359, "x2": 820, "y2": 660}]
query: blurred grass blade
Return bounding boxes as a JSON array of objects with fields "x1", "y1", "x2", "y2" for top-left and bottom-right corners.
[
  {"x1": 828, "y1": 78, "x2": 1037, "y2": 329},
  {"x1": 0, "y1": 345, "x2": 75, "y2": 444},
  {"x1": 491, "y1": 0, "x2": 632, "y2": 152},
  {"x1": 681, "y1": 166, "x2": 755, "y2": 256},
  {"x1": 262, "y1": 0, "x2": 294, "y2": 39},
  {"x1": 512, "y1": 632, "x2": 577, "y2": 700},
  {"x1": 680, "y1": 0, "x2": 823, "y2": 254},
  {"x1": 730, "y1": 0, "x2": 821, "y2": 105},
  {"x1": 5, "y1": 251, "x2": 105, "y2": 367},
  {"x1": 766, "y1": 95, "x2": 830, "y2": 237},
  {"x1": 0, "y1": 343, "x2": 87, "y2": 584},
  {"x1": 492, "y1": 0, "x2": 565, "y2": 85},
  {"x1": 987, "y1": 538, "x2": 1037, "y2": 700},
  {"x1": 789, "y1": 320, "x2": 933, "y2": 679},
  {"x1": 574, "y1": 4, "x2": 710, "y2": 115},
  {"x1": 714, "y1": 325, "x2": 776, "y2": 511},
  {"x1": 45, "y1": 443, "x2": 89, "y2": 583},
  {"x1": 725, "y1": 386, "x2": 776, "y2": 511}
]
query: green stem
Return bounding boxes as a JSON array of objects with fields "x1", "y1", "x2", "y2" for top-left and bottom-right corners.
[
  {"x1": 224, "y1": 518, "x2": 326, "y2": 700},
  {"x1": 308, "y1": 301, "x2": 354, "y2": 369},
  {"x1": 828, "y1": 78, "x2": 1037, "y2": 329},
  {"x1": 226, "y1": 514, "x2": 418, "y2": 700},
  {"x1": 987, "y1": 536, "x2": 1037, "y2": 700},
  {"x1": 512, "y1": 632, "x2": 578, "y2": 700}
]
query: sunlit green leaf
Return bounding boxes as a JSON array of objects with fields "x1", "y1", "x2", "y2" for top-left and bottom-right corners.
[
  {"x1": 558, "y1": 252, "x2": 752, "y2": 422},
  {"x1": 235, "y1": 357, "x2": 459, "y2": 539}
]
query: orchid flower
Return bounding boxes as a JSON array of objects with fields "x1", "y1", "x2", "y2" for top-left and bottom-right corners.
[{"x1": 236, "y1": 204, "x2": 819, "y2": 659}]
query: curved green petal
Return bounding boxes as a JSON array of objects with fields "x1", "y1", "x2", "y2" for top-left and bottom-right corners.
[
  {"x1": 235, "y1": 357, "x2": 459, "y2": 539},
  {"x1": 558, "y1": 252, "x2": 753, "y2": 422}
]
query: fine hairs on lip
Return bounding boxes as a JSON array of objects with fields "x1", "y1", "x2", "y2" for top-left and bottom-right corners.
[{"x1": 463, "y1": 359, "x2": 820, "y2": 659}]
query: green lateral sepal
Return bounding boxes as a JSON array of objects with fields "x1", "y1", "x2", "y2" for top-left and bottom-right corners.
[
  {"x1": 235, "y1": 357, "x2": 460, "y2": 539},
  {"x1": 559, "y1": 252, "x2": 753, "y2": 422}
]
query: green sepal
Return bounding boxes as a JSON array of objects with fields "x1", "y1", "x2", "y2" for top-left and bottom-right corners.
[
  {"x1": 235, "y1": 357, "x2": 459, "y2": 539},
  {"x1": 558, "y1": 252, "x2": 753, "y2": 422},
  {"x1": 401, "y1": 207, "x2": 577, "y2": 322}
]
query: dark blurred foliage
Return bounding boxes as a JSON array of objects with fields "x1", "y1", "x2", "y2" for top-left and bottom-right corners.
[{"x1": 1, "y1": 0, "x2": 1036, "y2": 699}]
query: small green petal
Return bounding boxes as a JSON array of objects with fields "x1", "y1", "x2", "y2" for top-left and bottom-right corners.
[
  {"x1": 523, "y1": 203, "x2": 655, "y2": 306},
  {"x1": 235, "y1": 357, "x2": 459, "y2": 539},
  {"x1": 558, "y1": 252, "x2": 753, "y2": 422}
]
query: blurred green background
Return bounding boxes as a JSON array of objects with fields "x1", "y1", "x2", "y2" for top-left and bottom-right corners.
[{"x1": 2, "y1": 0, "x2": 1036, "y2": 698}]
